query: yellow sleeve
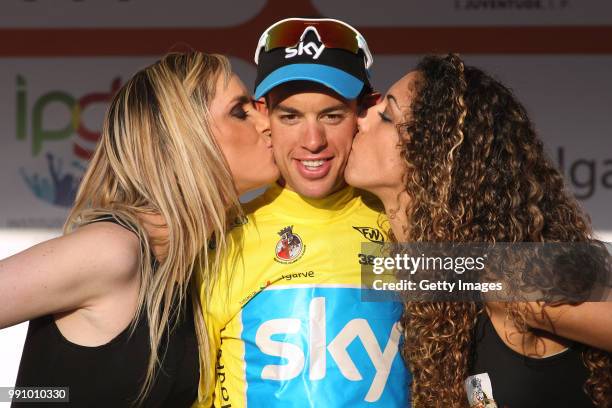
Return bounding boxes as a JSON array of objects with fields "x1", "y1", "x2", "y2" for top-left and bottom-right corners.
[{"x1": 191, "y1": 264, "x2": 222, "y2": 407}]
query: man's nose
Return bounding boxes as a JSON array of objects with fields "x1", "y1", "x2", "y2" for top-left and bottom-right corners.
[{"x1": 300, "y1": 121, "x2": 327, "y2": 153}]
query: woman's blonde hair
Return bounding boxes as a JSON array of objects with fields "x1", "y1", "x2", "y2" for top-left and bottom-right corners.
[{"x1": 64, "y1": 51, "x2": 240, "y2": 404}]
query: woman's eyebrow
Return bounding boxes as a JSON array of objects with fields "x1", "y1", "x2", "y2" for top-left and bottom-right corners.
[
  {"x1": 229, "y1": 94, "x2": 251, "y2": 106},
  {"x1": 387, "y1": 94, "x2": 401, "y2": 111}
]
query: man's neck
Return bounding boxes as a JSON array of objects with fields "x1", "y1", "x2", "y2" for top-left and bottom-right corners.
[{"x1": 279, "y1": 180, "x2": 348, "y2": 201}]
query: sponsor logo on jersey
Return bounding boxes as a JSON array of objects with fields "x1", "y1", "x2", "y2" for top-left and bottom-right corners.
[
  {"x1": 275, "y1": 225, "x2": 305, "y2": 264},
  {"x1": 353, "y1": 226, "x2": 385, "y2": 244},
  {"x1": 240, "y1": 287, "x2": 411, "y2": 406},
  {"x1": 215, "y1": 328, "x2": 234, "y2": 407},
  {"x1": 281, "y1": 270, "x2": 315, "y2": 281},
  {"x1": 239, "y1": 279, "x2": 275, "y2": 306}
]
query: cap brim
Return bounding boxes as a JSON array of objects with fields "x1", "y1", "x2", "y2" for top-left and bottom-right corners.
[{"x1": 254, "y1": 63, "x2": 364, "y2": 100}]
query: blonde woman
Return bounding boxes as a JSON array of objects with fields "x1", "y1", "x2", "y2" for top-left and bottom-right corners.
[{"x1": 0, "y1": 52, "x2": 278, "y2": 407}]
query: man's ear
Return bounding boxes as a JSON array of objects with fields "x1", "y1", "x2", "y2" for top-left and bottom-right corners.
[{"x1": 255, "y1": 97, "x2": 269, "y2": 115}]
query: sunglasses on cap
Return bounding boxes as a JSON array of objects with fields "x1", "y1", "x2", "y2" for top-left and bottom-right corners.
[{"x1": 254, "y1": 18, "x2": 373, "y2": 69}]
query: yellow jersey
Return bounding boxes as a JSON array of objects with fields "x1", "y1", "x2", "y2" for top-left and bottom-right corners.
[{"x1": 196, "y1": 184, "x2": 411, "y2": 407}]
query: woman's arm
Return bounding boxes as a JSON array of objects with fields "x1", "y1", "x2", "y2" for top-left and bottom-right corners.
[
  {"x1": 0, "y1": 222, "x2": 140, "y2": 329},
  {"x1": 526, "y1": 301, "x2": 612, "y2": 352},
  {"x1": 488, "y1": 301, "x2": 612, "y2": 352}
]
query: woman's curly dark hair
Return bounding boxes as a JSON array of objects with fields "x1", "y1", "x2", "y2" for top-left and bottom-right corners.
[{"x1": 397, "y1": 54, "x2": 612, "y2": 407}]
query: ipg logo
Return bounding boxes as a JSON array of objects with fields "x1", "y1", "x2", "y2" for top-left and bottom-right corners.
[
  {"x1": 16, "y1": 75, "x2": 122, "y2": 207},
  {"x1": 241, "y1": 287, "x2": 411, "y2": 407}
]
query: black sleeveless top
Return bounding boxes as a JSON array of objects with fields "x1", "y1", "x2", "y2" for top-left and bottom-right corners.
[
  {"x1": 13, "y1": 220, "x2": 199, "y2": 407},
  {"x1": 469, "y1": 312, "x2": 594, "y2": 408}
]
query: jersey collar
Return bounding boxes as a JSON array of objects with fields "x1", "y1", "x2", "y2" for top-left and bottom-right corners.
[{"x1": 262, "y1": 183, "x2": 361, "y2": 221}]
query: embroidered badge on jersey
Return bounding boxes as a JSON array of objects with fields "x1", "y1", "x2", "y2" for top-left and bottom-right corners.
[{"x1": 274, "y1": 225, "x2": 306, "y2": 264}]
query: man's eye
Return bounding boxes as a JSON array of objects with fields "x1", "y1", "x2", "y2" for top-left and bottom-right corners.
[
  {"x1": 280, "y1": 114, "x2": 298, "y2": 122},
  {"x1": 322, "y1": 113, "x2": 344, "y2": 123}
]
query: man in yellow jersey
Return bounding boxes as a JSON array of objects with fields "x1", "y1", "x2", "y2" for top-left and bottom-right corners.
[{"x1": 197, "y1": 18, "x2": 411, "y2": 407}]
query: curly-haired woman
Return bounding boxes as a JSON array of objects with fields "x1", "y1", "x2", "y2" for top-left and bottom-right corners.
[{"x1": 345, "y1": 54, "x2": 612, "y2": 407}]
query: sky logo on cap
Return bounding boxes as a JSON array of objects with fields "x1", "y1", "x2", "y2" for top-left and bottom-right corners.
[{"x1": 285, "y1": 41, "x2": 325, "y2": 60}]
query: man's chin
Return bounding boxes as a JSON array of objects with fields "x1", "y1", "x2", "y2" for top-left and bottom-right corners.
[{"x1": 288, "y1": 178, "x2": 346, "y2": 199}]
